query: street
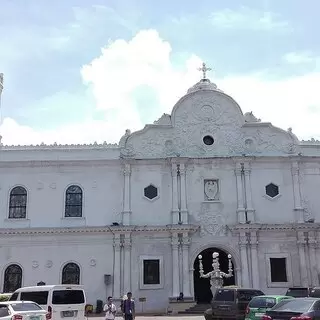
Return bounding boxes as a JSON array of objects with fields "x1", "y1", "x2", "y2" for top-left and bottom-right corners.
[{"x1": 90, "y1": 316, "x2": 203, "y2": 320}]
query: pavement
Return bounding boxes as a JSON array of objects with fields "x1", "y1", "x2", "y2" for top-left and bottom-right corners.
[{"x1": 91, "y1": 316, "x2": 203, "y2": 320}]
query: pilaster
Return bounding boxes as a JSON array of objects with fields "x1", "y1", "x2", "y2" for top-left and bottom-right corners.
[
  {"x1": 179, "y1": 163, "x2": 188, "y2": 224},
  {"x1": 181, "y1": 232, "x2": 192, "y2": 298},
  {"x1": 249, "y1": 231, "x2": 259, "y2": 288},
  {"x1": 170, "y1": 232, "x2": 180, "y2": 298},
  {"x1": 291, "y1": 162, "x2": 304, "y2": 223},
  {"x1": 123, "y1": 233, "x2": 132, "y2": 294},
  {"x1": 239, "y1": 232, "x2": 250, "y2": 287},
  {"x1": 308, "y1": 231, "x2": 319, "y2": 286},
  {"x1": 297, "y1": 231, "x2": 308, "y2": 286},
  {"x1": 235, "y1": 164, "x2": 245, "y2": 223},
  {"x1": 243, "y1": 164, "x2": 255, "y2": 223},
  {"x1": 171, "y1": 164, "x2": 179, "y2": 224},
  {"x1": 113, "y1": 234, "x2": 122, "y2": 299},
  {"x1": 122, "y1": 163, "x2": 132, "y2": 225}
]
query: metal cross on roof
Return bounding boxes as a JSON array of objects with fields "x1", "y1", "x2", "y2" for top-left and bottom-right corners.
[{"x1": 198, "y1": 62, "x2": 211, "y2": 80}]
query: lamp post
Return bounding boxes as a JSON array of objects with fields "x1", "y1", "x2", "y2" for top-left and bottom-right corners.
[{"x1": 198, "y1": 252, "x2": 233, "y2": 297}]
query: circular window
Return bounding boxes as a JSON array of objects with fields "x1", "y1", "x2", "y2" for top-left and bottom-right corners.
[{"x1": 203, "y1": 135, "x2": 214, "y2": 145}]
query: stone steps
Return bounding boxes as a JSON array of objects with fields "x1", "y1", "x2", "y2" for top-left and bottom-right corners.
[{"x1": 179, "y1": 303, "x2": 211, "y2": 314}]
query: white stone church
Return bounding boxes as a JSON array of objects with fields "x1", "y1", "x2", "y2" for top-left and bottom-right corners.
[{"x1": 0, "y1": 68, "x2": 320, "y2": 312}]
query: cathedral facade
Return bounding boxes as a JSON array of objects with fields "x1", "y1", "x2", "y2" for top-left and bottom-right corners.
[{"x1": 0, "y1": 72, "x2": 320, "y2": 312}]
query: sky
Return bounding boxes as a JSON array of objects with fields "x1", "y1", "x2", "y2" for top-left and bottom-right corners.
[{"x1": 0, "y1": 0, "x2": 320, "y2": 146}]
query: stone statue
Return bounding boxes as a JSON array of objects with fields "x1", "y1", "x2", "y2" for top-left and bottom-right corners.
[{"x1": 198, "y1": 252, "x2": 233, "y2": 298}]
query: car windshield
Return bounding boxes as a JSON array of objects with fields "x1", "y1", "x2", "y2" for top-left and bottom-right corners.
[
  {"x1": 10, "y1": 303, "x2": 42, "y2": 311},
  {"x1": 20, "y1": 291, "x2": 49, "y2": 305},
  {"x1": 271, "y1": 299, "x2": 314, "y2": 313},
  {"x1": 249, "y1": 297, "x2": 276, "y2": 308},
  {"x1": 214, "y1": 290, "x2": 235, "y2": 301},
  {"x1": 286, "y1": 289, "x2": 309, "y2": 297}
]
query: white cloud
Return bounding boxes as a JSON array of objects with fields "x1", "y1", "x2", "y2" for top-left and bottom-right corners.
[
  {"x1": 1, "y1": 29, "x2": 320, "y2": 146},
  {"x1": 283, "y1": 51, "x2": 316, "y2": 64},
  {"x1": 219, "y1": 72, "x2": 320, "y2": 139},
  {"x1": 0, "y1": 29, "x2": 202, "y2": 146},
  {"x1": 81, "y1": 29, "x2": 200, "y2": 112},
  {"x1": 210, "y1": 7, "x2": 290, "y2": 31}
]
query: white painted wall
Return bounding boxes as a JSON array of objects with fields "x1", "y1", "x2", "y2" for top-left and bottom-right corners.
[{"x1": 0, "y1": 234, "x2": 114, "y2": 304}]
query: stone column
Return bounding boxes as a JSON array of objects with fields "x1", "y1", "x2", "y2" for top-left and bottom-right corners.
[
  {"x1": 239, "y1": 232, "x2": 250, "y2": 287},
  {"x1": 122, "y1": 163, "x2": 132, "y2": 225},
  {"x1": 235, "y1": 164, "x2": 245, "y2": 223},
  {"x1": 308, "y1": 232, "x2": 319, "y2": 286},
  {"x1": 179, "y1": 163, "x2": 188, "y2": 224},
  {"x1": 291, "y1": 163, "x2": 304, "y2": 223},
  {"x1": 250, "y1": 231, "x2": 260, "y2": 288},
  {"x1": 316, "y1": 231, "x2": 320, "y2": 277},
  {"x1": 171, "y1": 232, "x2": 180, "y2": 298},
  {"x1": 123, "y1": 233, "x2": 132, "y2": 293},
  {"x1": 113, "y1": 234, "x2": 122, "y2": 298},
  {"x1": 243, "y1": 164, "x2": 255, "y2": 223},
  {"x1": 297, "y1": 231, "x2": 308, "y2": 286},
  {"x1": 171, "y1": 164, "x2": 179, "y2": 224},
  {"x1": 181, "y1": 233, "x2": 191, "y2": 298}
]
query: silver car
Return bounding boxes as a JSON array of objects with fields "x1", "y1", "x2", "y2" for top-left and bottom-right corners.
[{"x1": 0, "y1": 301, "x2": 48, "y2": 320}]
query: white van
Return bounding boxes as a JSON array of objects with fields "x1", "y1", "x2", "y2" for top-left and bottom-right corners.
[{"x1": 9, "y1": 285, "x2": 86, "y2": 320}]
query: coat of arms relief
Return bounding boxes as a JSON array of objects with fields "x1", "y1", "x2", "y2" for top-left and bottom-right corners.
[{"x1": 204, "y1": 179, "x2": 219, "y2": 201}]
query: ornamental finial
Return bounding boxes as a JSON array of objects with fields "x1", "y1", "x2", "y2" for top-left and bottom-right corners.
[{"x1": 198, "y1": 62, "x2": 211, "y2": 80}]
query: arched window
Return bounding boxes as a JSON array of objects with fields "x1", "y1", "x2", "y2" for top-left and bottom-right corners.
[
  {"x1": 61, "y1": 263, "x2": 80, "y2": 285},
  {"x1": 65, "y1": 185, "x2": 83, "y2": 217},
  {"x1": 3, "y1": 264, "x2": 22, "y2": 293},
  {"x1": 9, "y1": 186, "x2": 27, "y2": 219}
]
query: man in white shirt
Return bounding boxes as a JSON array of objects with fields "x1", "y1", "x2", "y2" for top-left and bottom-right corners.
[{"x1": 104, "y1": 296, "x2": 117, "y2": 320}]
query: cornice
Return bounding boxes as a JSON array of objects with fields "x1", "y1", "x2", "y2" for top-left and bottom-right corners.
[
  {"x1": 229, "y1": 223, "x2": 320, "y2": 232},
  {"x1": 0, "y1": 224, "x2": 200, "y2": 236},
  {"x1": 0, "y1": 142, "x2": 119, "y2": 150}
]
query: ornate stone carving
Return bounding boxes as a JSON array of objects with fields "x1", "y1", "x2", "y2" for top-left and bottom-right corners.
[
  {"x1": 37, "y1": 182, "x2": 44, "y2": 190},
  {"x1": 120, "y1": 143, "x2": 135, "y2": 158},
  {"x1": 32, "y1": 261, "x2": 39, "y2": 268},
  {"x1": 199, "y1": 204, "x2": 226, "y2": 236},
  {"x1": 119, "y1": 129, "x2": 131, "y2": 148},
  {"x1": 45, "y1": 260, "x2": 53, "y2": 268},
  {"x1": 164, "y1": 140, "x2": 176, "y2": 156},
  {"x1": 244, "y1": 111, "x2": 261, "y2": 123},
  {"x1": 90, "y1": 259, "x2": 97, "y2": 267},
  {"x1": 49, "y1": 183, "x2": 56, "y2": 189},
  {"x1": 204, "y1": 179, "x2": 219, "y2": 201},
  {"x1": 154, "y1": 113, "x2": 171, "y2": 125},
  {"x1": 302, "y1": 197, "x2": 314, "y2": 222}
]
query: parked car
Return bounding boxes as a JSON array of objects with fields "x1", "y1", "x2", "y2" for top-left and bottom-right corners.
[
  {"x1": 285, "y1": 287, "x2": 312, "y2": 297},
  {"x1": 9, "y1": 285, "x2": 86, "y2": 320},
  {"x1": 0, "y1": 294, "x2": 11, "y2": 302},
  {"x1": 204, "y1": 287, "x2": 264, "y2": 320},
  {"x1": 0, "y1": 301, "x2": 48, "y2": 320},
  {"x1": 245, "y1": 295, "x2": 292, "y2": 320},
  {"x1": 309, "y1": 288, "x2": 320, "y2": 298},
  {"x1": 262, "y1": 297, "x2": 320, "y2": 320}
]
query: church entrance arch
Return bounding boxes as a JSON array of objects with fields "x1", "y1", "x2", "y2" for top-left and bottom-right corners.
[{"x1": 193, "y1": 247, "x2": 235, "y2": 303}]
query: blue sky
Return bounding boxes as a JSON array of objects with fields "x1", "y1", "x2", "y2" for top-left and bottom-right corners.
[{"x1": 0, "y1": 0, "x2": 320, "y2": 145}]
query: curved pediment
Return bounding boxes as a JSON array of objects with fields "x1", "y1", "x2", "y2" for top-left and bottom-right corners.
[{"x1": 120, "y1": 81, "x2": 300, "y2": 159}]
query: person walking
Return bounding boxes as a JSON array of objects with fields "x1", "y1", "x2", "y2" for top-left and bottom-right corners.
[
  {"x1": 121, "y1": 292, "x2": 135, "y2": 320},
  {"x1": 104, "y1": 296, "x2": 117, "y2": 320}
]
